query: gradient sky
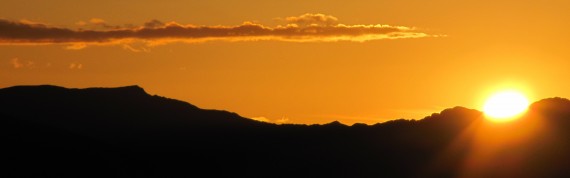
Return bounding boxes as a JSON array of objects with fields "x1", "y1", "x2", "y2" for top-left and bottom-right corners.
[{"x1": 2, "y1": 0, "x2": 569, "y2": 124}]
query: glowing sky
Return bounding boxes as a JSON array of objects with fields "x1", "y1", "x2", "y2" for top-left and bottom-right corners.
[{"x1": 2, "y1": 0, "x2": 569, "y2": 124}]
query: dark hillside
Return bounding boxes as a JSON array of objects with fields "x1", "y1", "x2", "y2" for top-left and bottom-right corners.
[{"x1": 2, "y1": 85, "x2": 569, "y2": 177}]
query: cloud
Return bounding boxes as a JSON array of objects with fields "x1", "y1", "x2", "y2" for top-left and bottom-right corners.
[
  {"x1": 9, "y1": 58, "x2": 54, "y2": 69},
  {"x1": 249, "y1": 116, "x2": 289, "y2": 124},
  {"x1": 276, "y1": 116, "x2": 289, "y2": 124},
  {"x1": 11, "y1": 58, "x2": 23, "y2": 68},
  {"x1": 89, "y1": 18, "x2": 106, "y2": 25},
  {"x1": 75, "y1": 21, "x2": 87, "y2": 26},
  {"x1": 284, "y1": 13, "x2": 339, "y2": 26},
  {"x1": 65, "y1": 43, "x2": 87, "y2": 50},
  {"x1": 10, "y1": 58, "x2": 36, "y2": 69},
  {"x1": 69, "y1": 63, "x2": 83, "y2": 69},
  {"x1": 74, "y1": 18, "x2": 120, "y2": 30},
  {"x1": 122, "y1": 43, "x2": 150, "y2": 52},
  {"x1": 144, "y1": 19, "x2": 165, "y2": 29},
  {"x1": 0, "y1": 14, "x2": 435, "y2": 49},
  {"x1": 250, "y1": 117, "x2": 270, "y2": 122}
]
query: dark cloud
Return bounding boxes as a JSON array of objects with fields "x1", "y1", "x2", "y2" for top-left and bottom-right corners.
[
  {"x1": 143, "y1": 19, "x2": 165, "y2": 29},
  {"x1": 0, "y1": 14, "x2": 434, "y2": 48}
]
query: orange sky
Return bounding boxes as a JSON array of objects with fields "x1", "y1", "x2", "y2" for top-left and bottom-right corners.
[{"x1": 1, "y1": 0, "x2": 569, "y2": 124}]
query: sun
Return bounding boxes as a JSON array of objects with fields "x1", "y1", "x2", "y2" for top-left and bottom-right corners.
[{"x1": 483, "y1": 90, "x2": 530, "y2": 121}]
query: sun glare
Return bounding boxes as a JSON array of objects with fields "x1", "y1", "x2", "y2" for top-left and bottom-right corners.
[{"x1": 483, "y1": 90, "x2": 529, "y2": 121}]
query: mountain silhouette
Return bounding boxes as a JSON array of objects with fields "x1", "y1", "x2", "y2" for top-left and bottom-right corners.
[{"x1": 2, "y1": 85, "x2": 570, "y2": 177}]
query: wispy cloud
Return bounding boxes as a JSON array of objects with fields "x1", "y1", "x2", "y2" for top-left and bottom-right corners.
[
  {"x1": 69, "y1": 63, "x2": 83, "y2": 70},
  {"x1": 10, "y1": 58, "x2": 24, "y2": 68},
  {"x1": 250, "y1": 117, "x2": 270, "y2": 122},
  {"x1": 10, "y1": 58, "x2": 36, "y2": 69},
  {"x1": 249, "y1": 116, "x2": 290, "y2": 124},
  {"x1": 0, "y1": 13, "x2": 436, "y2": 49},
  {"x1": 275, "y1": 117, "x2": 289, "y2": 124}
]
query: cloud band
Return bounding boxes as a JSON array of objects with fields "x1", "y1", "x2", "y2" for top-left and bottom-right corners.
[{"x1": 0, "y1": 14, "x2": 433, "y2": 48}]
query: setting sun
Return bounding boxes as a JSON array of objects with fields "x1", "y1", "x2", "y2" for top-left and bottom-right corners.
[{"x1": 483, "y1": 91, "x2": 530, "y2": 121}]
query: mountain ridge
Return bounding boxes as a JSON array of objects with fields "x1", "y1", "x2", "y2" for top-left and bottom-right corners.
[
  {"x1": 0, "y1": 85, "x2": 489, "y2": 126},
  {"x1": 2, "y1": 85, "x2": 570, "y2": 178},
  {"x1": 5, "y1": 85, "x2": 567, "y2": 126}
]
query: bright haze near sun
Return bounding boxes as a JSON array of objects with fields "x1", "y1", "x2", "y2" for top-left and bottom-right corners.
[{"x1": 1, "y1": 0, "x2": 570, "y2": 124}]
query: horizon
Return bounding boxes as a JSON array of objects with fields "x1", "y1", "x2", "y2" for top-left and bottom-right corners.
[
  {"x1": 1, "y1": 84, "x2": 565, "y2": 125},
  {"x1": 2, "y1": 1, "x2": 570, "y2": 125}
]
